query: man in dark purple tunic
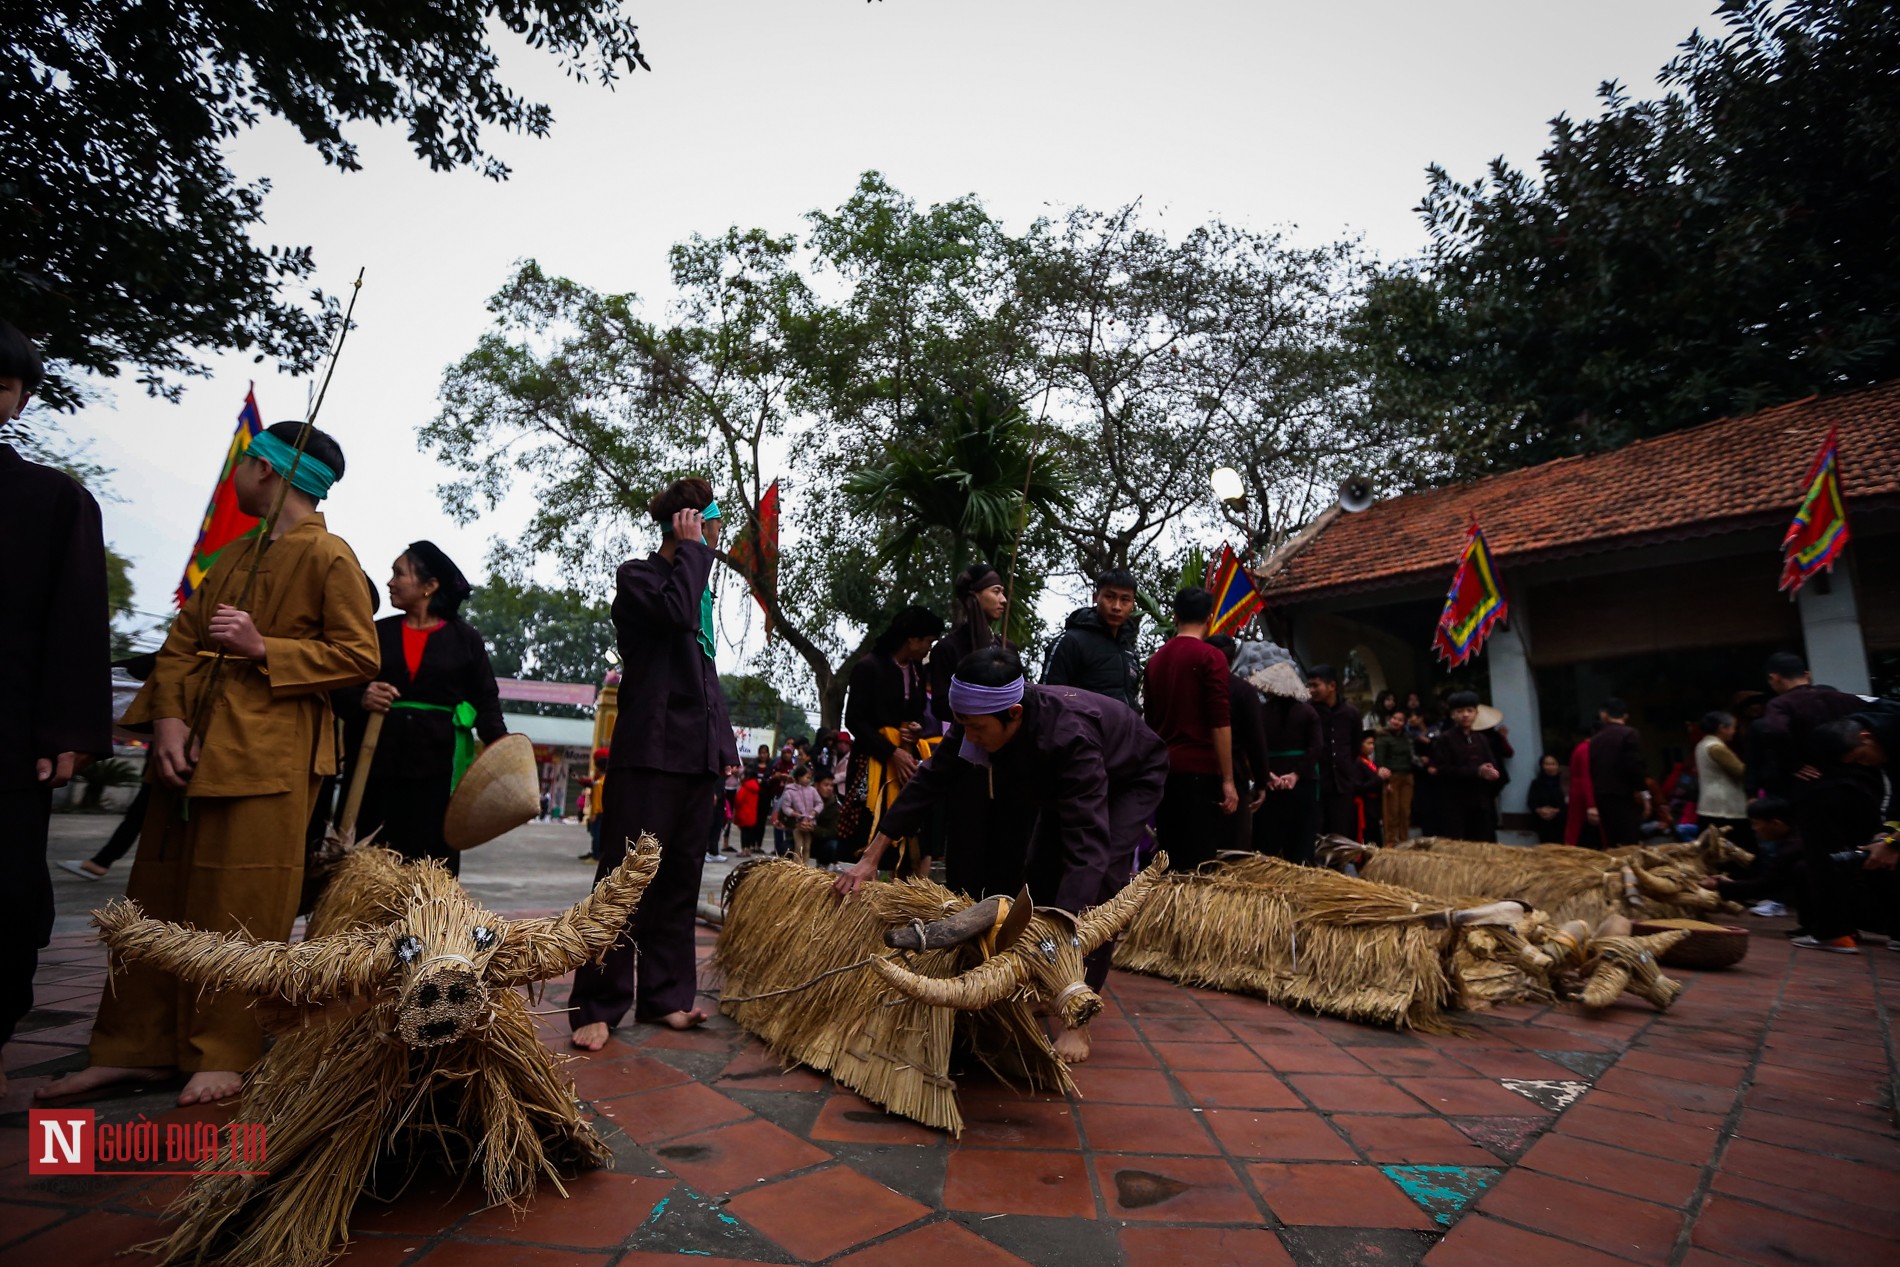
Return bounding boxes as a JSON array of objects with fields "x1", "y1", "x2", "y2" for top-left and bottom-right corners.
[
  {"x1": 836, "y1": 646, "x2": 1168, "y2": 1063},
  {"x1": 571, "y1": 478, "x2": 738, "y2": 1049}
]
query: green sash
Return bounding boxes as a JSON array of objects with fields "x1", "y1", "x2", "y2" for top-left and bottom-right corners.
[{"x1": 390, "y1": 699, "x2": 479, "y2": 792}]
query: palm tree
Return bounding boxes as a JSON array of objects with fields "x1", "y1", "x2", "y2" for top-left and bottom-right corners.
[{"x1": 843, "y1": 387, "x2": 1075, "y2": 594}]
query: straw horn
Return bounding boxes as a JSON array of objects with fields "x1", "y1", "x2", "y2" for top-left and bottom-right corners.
[
  {"x1": 487, "y1": 834, "x2": 663, "y2": 986},
  {"x1": 870, "y1": 950, "x2": 1024, "y2": 1010},
  {"x1": 94, "y1": 899, "x2": 387, "y2": 1003},
  {"x1": 1077, "y1": 852, "x2": 1169, "y2": 956}
]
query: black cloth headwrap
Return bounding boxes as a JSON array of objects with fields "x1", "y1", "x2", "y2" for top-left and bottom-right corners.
[
  {"x1": 407, "y1": 540, "x2": 473, "y2": 610},
  {"x1": 966, "y1": 565, "x2": 1003, "y2": 594}
]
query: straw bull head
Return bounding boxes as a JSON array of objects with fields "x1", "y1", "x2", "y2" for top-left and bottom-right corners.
[
  {"x1": 870, "y1": 854, "x2": 1169, "y2": 1028},
  {"x1": 91, "y1": 838, "x2": 665, "y2": 1044}
]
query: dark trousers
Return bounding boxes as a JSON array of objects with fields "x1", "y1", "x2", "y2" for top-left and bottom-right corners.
[
  {"x1": 1597, "y1": 793, "x2": 1643, "y2": 847},
  {"x1": 1321, "y1": 789, "x2": 1359, "y2": 840},
  {"x1": 1156, "y1": 771, "x2": 1226, "y2": 873},
  {"x1": 1025, "y1": 763, "x2": 1166, "y2": 992},
  {"x1": 571, "y1": 769, "x2": 718, "y2": 1028},
  {"x1": 1, "y1": 784, "x2": 54, "y2": 1046},
  {"x1": 1438, "y1": 789, "x2": 1496, "y2": 843},
  {"x1": 359, "y1": 773, "x2": 458, "y2": 877},
  {"x1": 1257, "y1": 784, "x2": 1320, "y2": 864},
  {"x1": 91, "y1": 781, "x2": 152, "y2": 868}
]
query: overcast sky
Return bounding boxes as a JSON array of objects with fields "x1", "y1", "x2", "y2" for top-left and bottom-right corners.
[{"x1": 52, "y1": 0, "x2": 1720, "y2": 691}]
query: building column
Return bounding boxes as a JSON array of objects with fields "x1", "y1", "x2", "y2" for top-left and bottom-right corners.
[
  {"x1": 1797, "y1": 569, "x2": 1872, "y2": 694},
  {"x1": 1487, "y1": 619, "x2": 1542, "y2": 817}
]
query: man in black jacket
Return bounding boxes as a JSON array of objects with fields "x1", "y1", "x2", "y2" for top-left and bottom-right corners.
[
  {"x1": 1208, "y1": 635, "x2": 1268, "y2": 853},
  {"x1": 1043, "y1": 568, "x2": 1141, "y2": 707},
  {"x1": 1588, "y1": 698, "x2": 1647, "y2": 846},
  {"x1": 1308, "y1": 664, "x2": 1379, "y2": 839},
  {"x1": 1751, "y1": 651, "x2": 1866, "y2": 798},
  {"x1": 0, "y1": 322, "x2": 111, "y2": 1079},
  {"x1": 571, "y1": 478, "x2": 738, "y2": 1049}
]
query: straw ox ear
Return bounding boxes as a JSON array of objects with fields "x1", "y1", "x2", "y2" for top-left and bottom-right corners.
[
  {"x1": 485, "y1": 835, "x2": 664, "y2": 986},
  {"x1": 1076, "y1": 852, "x2": 1169, "y2": 956}
]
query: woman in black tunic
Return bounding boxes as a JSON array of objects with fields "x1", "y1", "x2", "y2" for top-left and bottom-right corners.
[
  {"x1": 924, "y1": 562, "x2": 1010, "y2": 894},
  {"x1": 352, "y1": 542, "x2": 507, "y2": 878}
]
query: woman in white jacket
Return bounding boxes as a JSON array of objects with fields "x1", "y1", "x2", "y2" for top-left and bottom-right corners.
[{"x1": 1694, "y1": 710, "x2": 1751, "y2": 849}]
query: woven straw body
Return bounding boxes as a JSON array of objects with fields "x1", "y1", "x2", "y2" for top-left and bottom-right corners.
[
  {"x1": 444, "y1": 733, "x2": 540, "y2": 850},
  {"x1": 91, "y1": 838, "x2": 663, "y2": 1267},
  {"x1": 711, "y1": 859, "x2": 1173, "y2": 1135}
]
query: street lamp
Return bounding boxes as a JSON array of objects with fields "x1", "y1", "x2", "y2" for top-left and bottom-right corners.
[{"x1": 1210, "y1": 466, "x2": 1245, "y2": 506}]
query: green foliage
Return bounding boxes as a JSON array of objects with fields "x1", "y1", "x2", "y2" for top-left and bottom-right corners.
[
  {"x1": 460, "y1": 548, "x2": 613, "y2": 717},
  {"x1": 721, "y1": 673, "x2": 793, "y2": 730},
  {"x1": 1361, "y1": 0, "x2": 1900, "y2": 473},
  {"x1": 4, "y1": 2, "x2": 650, "y2": 412},
  {"x1": 76, "y1": 758, "x2": 140, "y2": 810}
]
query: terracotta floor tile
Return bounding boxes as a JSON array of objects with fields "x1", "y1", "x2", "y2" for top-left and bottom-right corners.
[
  {"x1": 1693, "y1": 1190, "x2": 1900, "y2": 1267},
  {"x1": 1741, "y1": 1084, "x2": 1890, "y2": 1135},
  {"x1": 942, "y1": 1148, "x2": 1096, "y2": 1218},
  {"x1": 1592, "y1": 1069, "x2": 1738, "y2": 1117},
  {"x1": 1201, "y1": 1110, "x2": 1358, "y2": 1161},
  {"x1": 1349, "y1": 1048, "x2": 1474, "y2": 1079},
  {"x1": 650, "y1": 1117, "x2": 830, "y2": 1196},
  {"x1": 951, "y1": 1095, "x2": 1083, "y2": 1150},
  {"x1": 1173, "y1": 1069, "x2": 1302, "y2": 1110},
  {"x1": 458, "y1": 1172, "x2": 673, "y2": 1247},
  {"x1": 831, "y1": 1220, "x2": 1031, "y2": 1267},
  {"x1": 1520, "y1": 1132, "x2": 1702, "y2": 1209},
  {"x1": 1557, "y1": 1104, "x2": 1720, "y2": 1169},
  {"x1": 1399, "y1": 1077, "x2": 1556, "y2": 1117},
  {"x1": 1148, "y1": 1041, "x2": 1266, "y2": 1071},
  {"x1": 1450, "y1": 1049, "x2": 1585, "y2": 1081},
  {"x1": 1731, "y1": 1108, "x2": 1900, "y2": 1167},
  {"x1": 1719, "y1": 1137, "x2": 1881, "y2": 1198},
  {"x1": 724, "y1": 1165, "x2": 929, "y2": 1262},
  {"x1": 1286, "y1": 1074, "x2": 1424, "y2": 1114},
  {"x1": 1711, "y1": 1169, "x2": 1900, "y2": 1243},
  {"x1": 3, "y1": 1210, "x2": 161, "y2": 1263},
  {"x1": 567, "y1": 1052, "x2": 689, "y2": 1101},
  {"x1": 615, "y1": 1253, "x2": 770, "y2": 1267},
  {"x1": 712, "y1": 1044, "x2": 829, "y2": 1093},
  {"x1": 308, "y1": 1234, "x2": 431, "y2": 1266},
  {"x1": 1091, "y1": 1155, "x2": 1262, "y2": 1223},
  {"x1": 1138, "y1": 1017, "x2": 1237, "y2": 1043},
  {"x1": 1584, "y1": 1088, "x2": 1728, "y2": 1132},
  {"x1": 1245, "y1": 1162, "x2": 1436, "y2": 1229},
  {"x1": 415, "y1": 1245, "x2": 612, "y2": 1267},
  {"x1": 352, "y1": 1168, "x2": 488, "y2": 1236},
  {"x1": 0, "y1": 1200, "x2": 68, "y2": 1247},
  {"x1": 1066, "y1": 1065, "x2": 1176, "y2": 1106},
  {"x1": 605, "y1": 1081, "x2": 751, "y2": 1145},
  {"x1": 1477, "y1": 1167, "x2": 1686, "y2": 1262},
  {"x1": 1424, "y1": 1213, "x2": 1642, "y2": 1267},
  {"x1": 1616, "y1": 1049, "x2": 1750, "y2": 1088},
  {"x1": 640, "y1": 1022, "x2": 740, "y2": 1054},
  {"x1": 1083, "y1": 1039, "x2": 1162, "y2": 1069},
  {"x1": 1334, "y1": 1114, "x2": 1502, "y2": 1165},
  {"x1": 1245, "y1": 1043, "x2": 1372, "y2": 1075},
  {"x1": 1226, "y1": 1019, "x2": 1332, "y2": 1045},
  {"x1": 1076, "y1": 1103, "x2": 1218, "y2": 1155},
  {"x1": 810, "y1": 1092, "x2": 943, "y2": 1146},
  {"x1": 1120, "y1": 1225, "x2": 1296, "y2": 1267}
]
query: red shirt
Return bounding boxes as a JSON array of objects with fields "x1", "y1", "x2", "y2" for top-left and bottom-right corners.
[
  {"x1": 401, "y1": 620, "x2": 443, "y2": 679},
  {"x1": 1142, "y1": 634, "x2": 1233, "y2": 776}
]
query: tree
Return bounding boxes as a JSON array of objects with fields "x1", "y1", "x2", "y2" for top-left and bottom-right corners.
[
  {"x1": 3, "y1": 2, "x2": 650, "y2": 412},
  {"x1": 720, "y1": 673, "x2": 794, "y2": 731},
  {"x1": 460, "y1": 549, "x2": 614, "y2": 718},
  {"x1": 1360, "y1": 0, "x2": 1900, "y2": 474}
]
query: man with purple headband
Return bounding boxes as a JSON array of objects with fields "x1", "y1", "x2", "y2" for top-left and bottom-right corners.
[{"x1": 835, "y1": 645, "x2": 1168, "y2": 1063}]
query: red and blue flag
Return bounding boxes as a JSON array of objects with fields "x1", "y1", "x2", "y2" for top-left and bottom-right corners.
[
  {"x1": 175, "y1": 387, "x2": 264, "y2": 606},
  {"x1": 1433, "y1": 522, "x2": 1509, "y2": 666},
  {"x1": 1778, "y1": 426, "x2": 1851, "y2": 595},
  {"x1": 1205, "y1": 543, "x2": 1263, "y2": 637}
]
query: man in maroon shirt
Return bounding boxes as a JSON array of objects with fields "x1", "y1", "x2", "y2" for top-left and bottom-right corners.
[{"x1": 1143, "y1": 588, "x2": 1237, "y2": 871}]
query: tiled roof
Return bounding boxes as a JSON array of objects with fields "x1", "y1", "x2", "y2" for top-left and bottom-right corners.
[{"x1": 1259, "y1": 381, "x2": 1900, "y2": 604}]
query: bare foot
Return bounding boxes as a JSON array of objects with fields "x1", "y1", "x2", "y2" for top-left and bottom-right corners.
[
  {"x1": 36, "y1": 1064, "x2": 174, "y2": 1101},
  {"x1": 571, "y1": 1022, "x2": 610, "y2": 1052},
  {"x1": 1052, "y1": 1026, "x2": 1091, "y2": 1064},
  {"x1": 178, "y1": 1070, "x2": 244, "y2": 1106},
  {"x1": 654, "y1": 1008, "x2": 708, "y2": 1031}
]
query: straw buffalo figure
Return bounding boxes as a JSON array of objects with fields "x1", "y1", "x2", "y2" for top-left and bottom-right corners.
[
  {"x1": 1114, "y1": 854, "x2": 1688, "y2": 1030},
  {"x1": 714, "y1": 854, "x2": 1168, "y2": 1134},
  {"x1": 89, "y1": 837, "x2": 664, "y2": 1267}
]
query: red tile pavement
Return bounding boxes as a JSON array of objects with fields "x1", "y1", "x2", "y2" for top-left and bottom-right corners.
[{"x1": 6, "y1": 913, "x2": 1897, "y2": 1266}]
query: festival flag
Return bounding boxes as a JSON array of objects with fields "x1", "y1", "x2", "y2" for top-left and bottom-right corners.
[
  {"x1": 1205, "y1": 542, "x2": 1264, "y2": 637},
  {"x1": 1778, "y1": 426, "x2": 1851, "y2": 595},
  {"x1": 728, "y1": 479, "x2": 781, "y2": 635},
  {"x1": 174, "y1": 387, "x2": 265, "y2": 606},
  {"x1": 1433, "y1": 521, "x2": 1509, "y2": 666}
]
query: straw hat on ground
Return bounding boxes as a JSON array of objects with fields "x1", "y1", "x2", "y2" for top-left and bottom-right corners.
[{"x1": 445, "y1": 733, "x2": 541, "y2": 850}]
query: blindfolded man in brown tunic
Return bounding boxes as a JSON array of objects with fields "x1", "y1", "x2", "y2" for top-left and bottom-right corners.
[{"x1": 41, "y1": 421, "x2": 378, "y2": 1107}]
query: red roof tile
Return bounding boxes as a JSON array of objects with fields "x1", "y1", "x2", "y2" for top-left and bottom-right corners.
[{"x1": 1259, "y1": 381, "x2": 1900, "y2": 604}]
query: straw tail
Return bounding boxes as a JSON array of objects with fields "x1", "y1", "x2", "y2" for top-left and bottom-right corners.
[
  {"x1": 486, "y1": 834, "x2": 663, "y2": 986},
  {"x1": 1077, "y1": 852, "x2": 1169, "y2": 956},
  {"x1": 870, "y1": 950, "x2": 1023, "y2": 1010},
  {"x1": 94, "y1": 900, "x2": 386, "y2": 1004}
]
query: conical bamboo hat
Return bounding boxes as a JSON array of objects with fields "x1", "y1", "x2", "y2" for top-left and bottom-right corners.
[{"x1": 444, "y1": 733, "x2": 540, "y2": 851}]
